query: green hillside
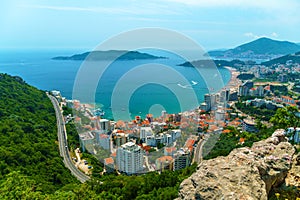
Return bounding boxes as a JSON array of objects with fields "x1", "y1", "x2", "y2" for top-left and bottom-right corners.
[
  {"x1": 0, "y1": 73, "x2": 77, "y2": 196},
  {"x1": 209, "y1": 37, "x2": 300, "y2": 57},
  {"x1": 262, "y1": 51, "x2": 300, "y2": 66}
]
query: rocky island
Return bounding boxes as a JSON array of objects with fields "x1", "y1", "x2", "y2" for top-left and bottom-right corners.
[{"x1": 52, "y1": 50, "x2": 166, "y2": 61}]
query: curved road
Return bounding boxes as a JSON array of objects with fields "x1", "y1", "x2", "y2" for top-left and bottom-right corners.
[{"x1": 48, "y1": 94, "x2": 90, "y2": 183}]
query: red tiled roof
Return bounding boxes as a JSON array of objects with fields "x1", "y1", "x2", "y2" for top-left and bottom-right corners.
[
  {"x1": 110, "y1": 152, "x2": 117, "y2": 157},
  {"x1": 185, "y1": 138, "x2": 195, "y2": 148},
  {"x1": 104, "y1": 157, "x2": 114, "y2": 165},
  {"x1": 157, "y1": 156, "x2": 173, "y2": 162},
  {"x1": 100, "y1": 134, "x2": 109, "y2": 139},
  {"x1": 222, "y1": 129, "x2": 231, "y2": 134},
  {"x1": 165, "y1": 147, "x2": 176, "y2": 153}
]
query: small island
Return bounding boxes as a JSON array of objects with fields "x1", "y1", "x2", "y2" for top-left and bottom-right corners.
[
  {"x1": 178, "y1": 59, "x2": 249, "y2": 68},
  {"x1": 52, "y1": 50, "x2": 167, "y2": 61}
]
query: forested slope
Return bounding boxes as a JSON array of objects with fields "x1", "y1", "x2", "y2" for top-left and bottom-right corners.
[{"x1": 0, "y1": 73, "x2": 77, "y2": 195}]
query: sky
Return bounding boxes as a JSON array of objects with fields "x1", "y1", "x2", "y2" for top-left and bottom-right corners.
[{"x1": 1, "y1": 0, "x2": 300, "y2": 51}]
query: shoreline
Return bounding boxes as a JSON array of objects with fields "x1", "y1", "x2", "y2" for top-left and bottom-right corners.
[
  {"x1": 60, "y1": 66, "x2": 239, "y2": 120},
  {"x1": 223, "y1": 66, "x2": 241, "y2": 92}
]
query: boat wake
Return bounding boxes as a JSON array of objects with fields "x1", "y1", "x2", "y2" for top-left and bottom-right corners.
[{"x1": 177, "y1": 80, "x2": 198, "y2": 89}]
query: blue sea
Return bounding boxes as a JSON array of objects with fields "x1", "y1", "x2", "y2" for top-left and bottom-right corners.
[{"x1": 0, "y1": 49, "x2": 231, "y2": 120}]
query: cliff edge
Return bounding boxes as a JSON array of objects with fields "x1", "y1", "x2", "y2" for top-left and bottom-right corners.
[{"x1": 177, "y1": 129, "x2": 296, "y2": 200}]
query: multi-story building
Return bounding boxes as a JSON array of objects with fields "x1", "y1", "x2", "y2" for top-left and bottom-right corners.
[
  {"x1": 199, "y1": 102, "x2": 209, "y2": 112},
  {"x1": 239, "y1": 81, "x2": 254, "y2": 96},
  {"x1": 242, "y1": 118, "x2": 258, "y2": 132},
  {"x1": 99, "y1": 134, "x2": 110, "y2": 150},
  {"x1": 104, "y1": 157, "x2": 115, "y2": 173},
  {"x1": 140, "y1": 127, "x2": 154, "y2": 142},
  {"x1": 228, "y1": 91, "x2": 238, "y2": 101},
  {"x1": 173, "y1": 149, "x2": 190, "y2": 171},
  {"x1": 204, "y1": 94, "x2": 212, "y2": 111},
  {"x1": 220, "y1": 89, "x2": 230, "y2": 103},
  {"x1": 170, "y1": 129, "x2": 181, "y2": 142},
  {"x1": 156, "y1": 156, "x2": 174, "y2": 171},
  {"x1": 164, "y1": 147, "x2": 177, "y2": 157},
  {"x1": 146, "y1": 135, "x2": 157, "y2": 147},
  {"x1": 79, "y1": 131, "x2": 95, "y2": 152},
  {"x1": 116, "y1": 142, "x2": 144, "y2": 174},
  {"x1": 99, "y1": 119, "x2": 110, "y2": 134},
  {"x1": 257, "y1": 85, "x2": 264, "y2": 97},
  {"x1": 215, "y1": 108, "x2": 225, "y2": 121},
  {"x1": 115, "y1": 133, "x2": 128, "y2": 147}
]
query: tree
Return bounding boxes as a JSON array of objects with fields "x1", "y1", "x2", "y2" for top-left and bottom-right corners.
[{"x1": 270, "y1": 106, "x2": 300, "y2": 129}]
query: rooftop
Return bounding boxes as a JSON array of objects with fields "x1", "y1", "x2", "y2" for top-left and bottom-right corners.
[
  {"x1": 157, "y1": 156, "x2": 173, "y2": 162},
  {"x1": 79, "y1": 132, "x2": 94, "y2": 141},
  {"x1": 243, "y1": 118, "x2": 256, "y2": 126},
  {"x1": 100, "y1": 134, "x2": 109, "y2": 139},
  {"x1": 120, "y1": 142, "x2": 141, "y2": 151},
  {"x1": 104, "y1": 157, "x2": 114, "y2": 165}
]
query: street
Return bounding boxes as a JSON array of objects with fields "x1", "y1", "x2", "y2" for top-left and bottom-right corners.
[{"x1": 48, "y1": 94, "x2": 90, "y2": 183}]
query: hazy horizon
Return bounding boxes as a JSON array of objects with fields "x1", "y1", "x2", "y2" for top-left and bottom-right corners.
[{"x1": 1, "y1": 0, "x2": 300, "y2": 51}]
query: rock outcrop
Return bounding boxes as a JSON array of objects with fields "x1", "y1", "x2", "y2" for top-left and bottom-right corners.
[
  {"x1": 177, "y1": 129, "x2": 296, "y2": 200},
  {"x1": 285, "y1": 152, "x2": 300, "y2": 188}
]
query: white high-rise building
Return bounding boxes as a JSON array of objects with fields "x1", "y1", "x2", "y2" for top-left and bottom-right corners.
[
  {"x1": 215, "y1": 108, "x2": 225, "y2": 121},
  {"x1": 204, "y1": 94, "x2": 211, "y2": 111},
  {"x1": 204, "y1": 93, "x2": 217, "y2": 111},
  {"x1": 116, "y1": 142, "x2": 144, "y2": 174},
  {"x1": 140, "y1": 127, "x2": 154, "y2": 142},
  {"x1": 100, "y1": 119, "x2": 110, "y2": 134}
]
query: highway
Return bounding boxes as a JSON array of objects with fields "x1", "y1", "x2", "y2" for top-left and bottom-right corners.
[
  {"x1": 48, "y1": 94, "x2": 90, "y2": 183},
  {"x1": 193, "y1": 134, "x2": 209, "y2": 164}
]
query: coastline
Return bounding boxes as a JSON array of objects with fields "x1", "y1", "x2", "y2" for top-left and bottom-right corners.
[
  {"x1": 80, "y1": 66, "x2": 238, "y2": 120},
  {"x1": 223, "y1": 66, "x2": 241, "y2": 92}
]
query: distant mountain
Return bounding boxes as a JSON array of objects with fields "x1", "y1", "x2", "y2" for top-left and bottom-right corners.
[
  {"x1": 261, "y1": 51, "x2": 300, "y2": 66},
  {"x1": 208, "y1": 38, "x2": 300, "y2": 59},
  {"x1": 53, "y1": 50, "x2": 166, "y2": 61}
]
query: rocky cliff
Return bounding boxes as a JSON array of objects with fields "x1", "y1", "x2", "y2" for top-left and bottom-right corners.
[
  {"x1": 177, "y1": 129, "x2": 296, "y2": 200},
  {"x1": 285, "y1": 152, "x2": 300, "y2": 188}
]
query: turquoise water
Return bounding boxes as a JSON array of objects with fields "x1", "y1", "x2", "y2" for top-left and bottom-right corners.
[{"x1": 0, "y1": 49, "x2": 231, "y2": 120}]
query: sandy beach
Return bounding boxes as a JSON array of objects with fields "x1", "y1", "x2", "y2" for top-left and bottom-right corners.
[{"x1": 223, "y1": 66, "x2": 241, "y2": 91}]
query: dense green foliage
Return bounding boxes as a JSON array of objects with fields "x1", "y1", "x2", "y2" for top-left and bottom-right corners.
[
  {"x1": 235, "y1": 101, "x2": 277, "y2": 121},
  {"x1": 269, "y1": 184, "x2": 300, "y2": 200},
  {"x1": 203, "y1": 126, "x2": 275, "y2": 160},
  {"x1": 270, "y1": 106, "x2": 300, "y2": 129},
  {"x1": 0, "y1": 163, "x2": 197, "y2": 199},
  {"x1": 0, "y1": 74, "x2": 77, "y2": 193},
  {"x1": 262, "y1": 51, "x2": 300, "y2": 66},
  {"x1": 65, "y1": 122, "x2": 80, "y2": 150},
  {"x1": 237, "y1": 73, "x2": 254, "y2": 80}
]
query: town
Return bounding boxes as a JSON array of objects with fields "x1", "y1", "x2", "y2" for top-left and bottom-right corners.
[{"x1": 50, "y1": 58, "x2": 300, "y2": 176}]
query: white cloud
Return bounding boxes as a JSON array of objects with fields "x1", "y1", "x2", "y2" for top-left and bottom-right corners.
[
  {"x1": 271, "y1": 32, "x2": 278, "y2": 38},
  {"x1": 244, "y1": 32, "x2": 279, "y2": 39},
  {"x1": 162, "y1": 0, "x2": 297, "y2": 9},
  {"x1": 244, "y1": 32, "x2": 259, "y2": 39},
  {"x1": 19, "y1": 4, "x2": 178, "y2": 15}
]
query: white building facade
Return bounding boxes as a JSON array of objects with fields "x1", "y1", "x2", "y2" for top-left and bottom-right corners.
[{"x1": 116, "y1": 142, "x2": 144, "y2": 174}]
